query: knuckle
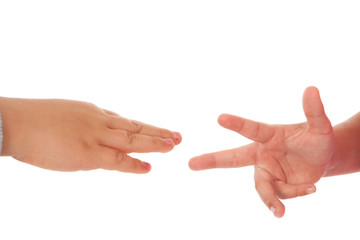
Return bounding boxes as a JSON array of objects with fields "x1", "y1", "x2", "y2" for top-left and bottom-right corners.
[
  {"x1": 130, "y1": 120, "x2": 143, "y2": 133},
  {"x1": 159, "y1": 128, "x2": 172, "y2": 138},
  {"x1": 250, "y1": 123, "x2": 261, "y2": 140},
  {"x1": 210, "y1": 157, "x2": 216, "y2": 168},
  {"x1": 235, "y1": 120, "x2": 245, "y2": 133},
  {"x1": 114, "y1": 152, "x2": 139, "y2": 173},
  {"x1": 231, "y1": 152, "x2": 241, "y2": 167},
  {"x1": 276, "y1": 190, "x2": 287, "y2": 200},
  {"x1": 115, "y1": 152, "x2": 126, "y2": 165},
  {"x1": 126, "y1": 131, "x2": 136, "y2": 145}
]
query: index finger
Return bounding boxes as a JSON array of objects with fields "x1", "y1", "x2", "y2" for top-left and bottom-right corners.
[
  {"x1": 218, "y1": 114, "x2": 274, "y2": 143},
  {"x1": 106, "y1": 116, "x2": 182, "y2": 145}
]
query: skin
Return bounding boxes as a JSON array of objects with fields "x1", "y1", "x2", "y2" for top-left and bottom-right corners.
[
  {"x1": 189, "y1": 86, "x2": 360, "y2": 218},
  {"x1": 0, "y1": 97, "x2": 182, "y2": 173}
]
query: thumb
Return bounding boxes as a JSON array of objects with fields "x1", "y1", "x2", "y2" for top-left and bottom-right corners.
[
  {"x1": 108, "y1": 152, "x2": 152, "y2": 174},
  {"x1": 302, "y1": 86, "x2": 332, "y2": 134}
]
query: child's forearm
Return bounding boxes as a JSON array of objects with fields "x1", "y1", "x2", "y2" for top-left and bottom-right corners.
[{"x1": 325, "y1": 113, "x2": 360, "y2": 177}]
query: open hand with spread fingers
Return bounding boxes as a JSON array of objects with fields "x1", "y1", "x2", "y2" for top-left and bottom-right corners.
[{"x1": 189, "y1": 87, "x2": 338, "y2": 218}]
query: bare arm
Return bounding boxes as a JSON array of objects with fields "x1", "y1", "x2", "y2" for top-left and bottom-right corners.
[{"x1": 325, "y1": 113, "x2": 360, "y2": 176}]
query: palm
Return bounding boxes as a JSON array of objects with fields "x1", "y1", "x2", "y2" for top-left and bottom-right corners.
[
  {"x1": 254, "y1": 122, "x2": 335, "y2": 185},
  {"x1": 189, "y1": 87, "x2": 334, "y2": 218}
]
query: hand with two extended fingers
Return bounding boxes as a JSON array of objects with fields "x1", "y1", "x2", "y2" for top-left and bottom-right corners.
[
  {"x1": 0, "y1": 97, "x2": 181, "y2": 173},
  {"x1": 189, "y1": 87, "x2": 336, "y2": 218},
  {"x1": 1, "y1": 88, "x2": 357, "y2": 218}
]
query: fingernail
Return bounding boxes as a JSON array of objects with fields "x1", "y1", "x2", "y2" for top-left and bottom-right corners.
[
  {"x1": 142, "y1": 162, "x2": 151, "y2": 171},
  {"x1": 172, "y1": 131, "x2": 181, "y2": 142},
  {"x1": 164, "y1": 139, "x2": 175, "y2": 146},
  {"x1": 270, "y1": 207, "x2": 276, "y2": 216},
  {"x1": 306, "y1": 187, "x2": 316, "y2": 194}
]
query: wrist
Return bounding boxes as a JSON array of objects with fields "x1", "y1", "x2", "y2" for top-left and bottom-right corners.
[
  {"x1": 0, "y1": 97, "x2": 20, "y2": 157},
  {"x1": 324, "y1": 115, "x2": 360, "y2": 177},
  {"x1": 323, "y1": 131, "x2": 342, "y2": 177}
]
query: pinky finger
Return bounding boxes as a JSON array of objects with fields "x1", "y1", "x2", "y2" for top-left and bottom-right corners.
[
  {"x1": 254, "y1": 167, "x2": 285, "y2": 218},
  {"x1": 274, "y1": 181, "x2": 316, "y2": 200}
]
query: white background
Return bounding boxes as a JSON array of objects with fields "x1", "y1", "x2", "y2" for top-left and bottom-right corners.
[{"x1": 0, "y1": 1, "x2": 359, "y2": 239}]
